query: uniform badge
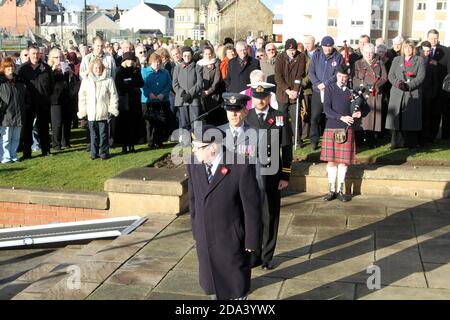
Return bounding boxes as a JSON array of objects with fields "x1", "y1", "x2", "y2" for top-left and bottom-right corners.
[
  {"x1": 256, "y1": 86, "x2": 265, "y2": 93},
  {"x1": 229, "y1": 96, "x2": 237, "y2": 104}
]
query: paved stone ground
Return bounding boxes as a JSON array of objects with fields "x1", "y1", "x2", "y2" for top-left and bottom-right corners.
[{"x1": 2, "y1": 193, "x2": 450, "y2": 300}]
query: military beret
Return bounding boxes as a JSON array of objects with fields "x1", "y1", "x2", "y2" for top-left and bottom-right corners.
[
  {"x1": 222, "y1": 93, "x2": 250, "y2": 111},
  {"x1": 321, "y1": 36, "x2": 335, "y2": 47}
]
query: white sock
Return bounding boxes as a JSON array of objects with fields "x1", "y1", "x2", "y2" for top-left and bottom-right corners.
[
  {"x1": 326, "y1": 166, "x2": 337, "y2": 192},
  {"x1": 337, "y1": 164, "x2": 348, "y2": 192}
]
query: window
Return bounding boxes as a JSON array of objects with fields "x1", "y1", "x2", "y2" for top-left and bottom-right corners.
[
  {"x1": 351, "y1": 20, "x2": 364, "y2": 27},
  {"x1": 388, "y1": 20, "x2": 399, "y2": 30},
  {"x1": 328, "y1": 18, "x2": 337, "y2": 27},
  {"x1": 389, "y1": 0, "x2": 400, "y2": 11},
  {"x1": 372, "y1": 0, "x2": 383, "y2": 8},
  {"x1": 437, "y1": 1, "x2": 447, "y2": 10},
  {"x1": 416, "y1": 1, "x2": 426, "y2": 10},
  {"x1": 435, "y1": 21, "x2": 445, "y2": 29},
  {"x1": 372, "y1": 19, "x2": 383, "y2": 29}
]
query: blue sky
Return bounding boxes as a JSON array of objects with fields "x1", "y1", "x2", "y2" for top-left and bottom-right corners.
[{"x1": 61, "y1": 0, "x2": 282, "y2": 11}]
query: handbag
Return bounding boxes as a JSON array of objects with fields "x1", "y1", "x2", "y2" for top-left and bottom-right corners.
[
  {"x1": 443, "y1": 73, "x2": 450, "y2": 93},
  {"x1": 334, "y1": 128, "x2": 348, "y2": 144}
]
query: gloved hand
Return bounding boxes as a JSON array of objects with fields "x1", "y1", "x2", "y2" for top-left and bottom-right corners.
[
  {"x1": 397, "y1": 81, "x2": 410, "y2": 91},
  {"x1": 182, "y1": 92, "x2": 193, "y2": 103}
]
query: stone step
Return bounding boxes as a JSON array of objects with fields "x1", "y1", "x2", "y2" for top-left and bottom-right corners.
[{"x1": 289, "y1": 163, "x2": 450, "y2": 199}]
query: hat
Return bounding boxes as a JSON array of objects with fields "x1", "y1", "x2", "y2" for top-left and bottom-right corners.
[
  {"x1": 191, "y1": 125, "x2": 225, "y2": 144},
  {"x1": 122, "y1": 52, "x2": 136, "y2": 62},
  {"x1": 285, "y1": 38, "x2": 298, "y2": 50},
  {"x1": 321, "y1": 36, "x2": 335, "y2": 47},
  {"x1": 335, "y1": 64, "x2": 349, "y2": 74},
  {"x1": 248, "y1": 82, "x2": 276, "y2": 99},
  {"x1": 222, "y1": 93, "x2": 250, "y2": 111},
  {"x1": 180, "y1": 46, "x2": 194, "y2": 55}
]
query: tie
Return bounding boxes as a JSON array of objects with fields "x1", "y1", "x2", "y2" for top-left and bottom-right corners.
[
  {"x1": 431, "y1": 48, "x2": 435, "y2": 58},
  {"x1": 233, "y1": 130, "x2": 239, "y2": 148},
  {"x1": 205, "y1": 163, "x2": 213, "y2": 183},
  {"x1": 258, "y1": 113, "x2": 265, "y2": 127}
]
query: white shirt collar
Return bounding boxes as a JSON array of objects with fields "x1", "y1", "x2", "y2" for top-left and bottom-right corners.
[
  {"x1": 229, "y1": 123, "x2": 244, "y2": 136},
  {"x1": 255, "y1": 106, "x2": 270, "y2": 119},
  {"x1": 207, "y1": 151, "x2": 223, "y2": 177},
  {"x1": 337, "y1": 82, "x2": 347, "y2": 91}
]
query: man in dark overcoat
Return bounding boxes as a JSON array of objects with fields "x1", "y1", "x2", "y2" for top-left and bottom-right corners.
[
  {"x1": 245, "y1": 82, "x2": 293, "y2": 271},
  {"x1": 225, "y1": 41, "x2": 260, "y2": 93},
  {"x1": 187, "y1": 125, "x2": 261, "y2": 300}
]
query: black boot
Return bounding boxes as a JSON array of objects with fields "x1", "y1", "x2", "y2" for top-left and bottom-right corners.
[
  {"x1": 323, "y1": 184, "x2": 336, "y2": 201},
  {"x1": 336, "y1": 184, "x2": 351, "y2": 202}
]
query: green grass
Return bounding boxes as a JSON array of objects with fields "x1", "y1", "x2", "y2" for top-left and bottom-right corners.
[
  {"x1": 295, "y1": 136, "x2": 450, "y2": 166},
  {"x1": 0, "y1": 129, "x2": 173, "y2": 192}
]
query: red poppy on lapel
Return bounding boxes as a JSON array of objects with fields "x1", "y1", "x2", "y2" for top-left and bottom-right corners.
[
  {"x1": 405, "y1": 72, "x2": 415, "y2": 77},
  {"x1": 221, "y1": 166, "x2": 229, "y2": 175},
  {"x1": 267, "y1": 118, "x2": 274, "y2": 125}
]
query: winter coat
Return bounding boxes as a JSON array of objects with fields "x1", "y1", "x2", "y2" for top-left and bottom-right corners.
[
  {"x1": 172, "y1": 61, "x2": 203, "y2": 107},
  {"x1": 17, "y1": 60, "x2": 54, "y2": 108},
  {"x1": 226, "y1": 56, "x2": 260, "y2": 93},
  {"x1": 260, "y1": 56, "x2": 277, "y2": 86},
  {"x1": 386, "y1": 55, "x2": 426, "y2": 131},
  {"x1": 79, "y1": 52, "x2": 116, "y2": 80},
  {"x1": 77, "y1": 71, "x2": 119, "y2": 121},
  {"x1": 275, "y1": 51, "x2": 306, "y2": 105},
  {"x1": 309, "y1": 49, "x2": 344, "y2": 93},
  {"x1": 353, "y1": 58, "x2": 388, "y2": 132},
  {"x1": 142, "y1": 67, "x2": 172, "y2": 103},
  {"x1": 0, "y1": 74, "x2": 28, "y2": 127}
]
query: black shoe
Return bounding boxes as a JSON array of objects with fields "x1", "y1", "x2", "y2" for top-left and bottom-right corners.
[
  {"x1": 53, "y1": 146, "x2": 62, "y2": 151},
  {"x1": 129, "y1": 146, "x2": 136, "y2": 153},
  {"x1": 100, "y1": 155, "x2": 109, "y2": 160},
  {"x1": 336, "y1": 191, "x2": 351, "y2": 202},
  {"x1": 20, "y1": 154, "x2": 32, "y2": 161},
  {"x1": 121, "y1": 146, "x2": 128, "y2": 154},
  {"x1": 42, "y1": 152, "x2": 53, "y2": 157},
  {"x1": 261, "y1": 262, "x2": 274, "y2": 271},
  {"x1": 323, "y1": 192, "x2": 336, "y2": 201}
]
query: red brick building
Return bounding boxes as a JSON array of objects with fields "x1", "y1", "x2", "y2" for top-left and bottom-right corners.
[{"x1": 0, "y1": 0, "x2": 41, "y2": 35}]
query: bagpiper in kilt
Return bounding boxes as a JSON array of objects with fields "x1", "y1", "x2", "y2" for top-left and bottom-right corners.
[{"x1": 320, "y1": 65, "x2": 368, "y2": 202}]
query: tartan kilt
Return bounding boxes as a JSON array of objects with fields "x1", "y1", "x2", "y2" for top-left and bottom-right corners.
[{"x1": 320, "y1": 127, "x2": 357, "y2": 165}]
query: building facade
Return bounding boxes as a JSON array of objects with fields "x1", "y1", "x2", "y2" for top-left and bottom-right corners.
[
  {"x1": 120, "y1": 1, "x2": 174, "y2": 37},
  {"x1": 281, "y1": 0, "x2": 450, "y2": 48},
  {"x1": 174, "y1": 0, "x2": 273, "y2": 44}
]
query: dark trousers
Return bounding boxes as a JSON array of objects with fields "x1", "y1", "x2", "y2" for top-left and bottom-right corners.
[
  {"x1": 391, "y1": 130, "x2": 419, "y2": 148},
  {"x1": 302, "y1": 94, "x2": 312, "y2": 140},
  {"x1": 280, "y1": 103, "x2": 303, "y2": 145},
  {"x1": 355, "y1": 130, "x2": 377, "y2": 148},
  {"x1": 251, "y1": 174, "x2": 281, "y2": 266},
  {"x1": 88, "y1": 120, "x2": 109, "y2": 158},
  {"x1": 430, "y1": 94, "x2": 450, "y2": 140},
  {"x1": 22, "y1": 104, "x2": 51, "y2": 157},
  {"x1": 179, "y1": 104, "x2": 201, "y2": 130},
  {"x1": 310, "y1": 91, "x2": 326, "y2": 146},
  {"x1": 145, "y1": 101, "x2": 169, "y2": 147},
  {"x1": 51, "y1": 104, "x2": 71, "y2": 148}
]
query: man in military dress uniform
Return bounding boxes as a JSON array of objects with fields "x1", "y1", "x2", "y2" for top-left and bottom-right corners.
[
  {"x1": 187, "y1": 125, "x2": 262, "y2": 300},
  {"x1": 245, "y1": 82, "x2": 293, "y2": 270}
]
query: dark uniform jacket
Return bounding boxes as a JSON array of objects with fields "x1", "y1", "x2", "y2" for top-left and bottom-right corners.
[
  {"x1": 187, "y1": 151, "x2": 261, "y2": 300},
  {"x1": 226, "y1": 56, "x2": 260, "y2": 93},
  {"x1": 245, "y1": 107, "x2": 293, "y2": 181}
]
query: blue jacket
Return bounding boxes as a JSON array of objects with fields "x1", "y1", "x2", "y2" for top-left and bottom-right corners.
[
  {"x1": 141, "y1": 67, "x2": 172, "y2": 103},
  {"x1": 309, "y1": 49, "x2": 343, "y2": 93}
]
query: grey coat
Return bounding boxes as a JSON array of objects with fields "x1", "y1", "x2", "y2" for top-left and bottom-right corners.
[
  {"x1": 386, "y1": 55, "x2": 426, "y2": 131},
  {"x1": 172, "y1": 62, "x2": 203, "y2": 108}
]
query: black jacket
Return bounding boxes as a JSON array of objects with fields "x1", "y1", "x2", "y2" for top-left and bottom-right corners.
[
  {"x1": 50, "y1": 70, "x2": 70, "y2": 106},
  {"x1": 0, "y1": 74, "x2": 29, "y2": 127},
  {"x1": 17, "y1": 60, "x2": 54, "y2": 107},
  {"x1": 226, "y1": 56, "x2": 260, "y2": 93}
]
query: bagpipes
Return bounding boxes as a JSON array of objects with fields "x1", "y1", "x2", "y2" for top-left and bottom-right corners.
[
  {"x1": 349, "y1": 84, "x2": 367, "y2": 115},
  {"x1": 343, "y1": 40, "x2": 353, "y2": 89}
]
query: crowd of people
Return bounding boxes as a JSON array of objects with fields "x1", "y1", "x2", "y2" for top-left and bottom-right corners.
[{"x1": 1, "y1": 31, "x2": 448, "y2": 164}]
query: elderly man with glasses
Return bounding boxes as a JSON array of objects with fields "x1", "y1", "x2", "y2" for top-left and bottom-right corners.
[
  {"x1": 187, "y1": 124, "x2": 261, "y2": 300},
  {"x1": 260, "y1": 43, "x2": 278, "y2": 88}
]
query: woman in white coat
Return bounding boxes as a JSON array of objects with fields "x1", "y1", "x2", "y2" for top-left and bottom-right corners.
[{"x1": 78, "y1": 58, "x2": 119, "y2": 160}]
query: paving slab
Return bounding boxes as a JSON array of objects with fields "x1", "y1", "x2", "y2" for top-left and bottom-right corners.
[
  {"x1": 285, "y1": 225, "x2": 316, "y2": 237},
  {"x1": 423, "y1": 263, "x2": 450, "y2": 289},
  {"x1": 311, "y1": 234, "x2": 374, "y2": 261},
  {"x1": 173, "y1": 248, "x2": 199, "y2": 272},
  {"x1": 274, "y1": 235, "x2": 313, "y2": 258},
  {"x1": 106, "y1": 267, "x2": 167, "y2": 288},
  {"x1": 279, "y1": 279, "x2": 356, "y2": 300},
  {"x1": 0, "y1": 282, "x2": 31, "y2": 300},
  {"x1": 278, "y1": 214, "x2": 293, "y2": 236},
  {"x1": 248, "y1": 276, "x2": 284, "y2": 300},
  {"x1": 289, "y1": 214, "x2": 347, "y2": 229},
  {"x1": 374, "y1": 254, "x2": 427, "y2": 288},
  {"x1": 418, "y1": 239, "x2": 450, "y2": 264},
  {"x1": 356, "y1": 284, "x2": 450, "y2": 300},
  {"x1": 87, "y1": 283, "x2": 151, "y2": 300},
  {"x1": 124, "y1": 255, "x2": 180, "y2": 271},
  {"x1": 153, "y1": 271, "x2": 204, "y2": 296},
  {"x1": 43, "y1": 280, "x2": 100, "y2": 300},
  {"x1": 280, "y1": 203, "x2": 315, "y2": 215},
  {"x1": 146, "y1": 292, "x2": 209, "y2": 300},
  {"x1": 347, "y1": 216, "x2": 387, "y2": 229},
  {"x1": 313, "y1": 204, "x2": 386, "y2": 217}
]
